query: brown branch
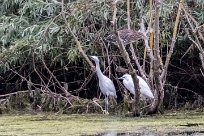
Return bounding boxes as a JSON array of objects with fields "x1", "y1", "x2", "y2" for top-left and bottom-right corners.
[
  {"x1": 32, "y1": 49, "x2": 47, "y2": 89},
  {"x1": 185, "y1": 28, "x2": 204, "y2": 70},
  {"x1": 137, "y1": 1, "x2": 155, "y2": 90},
  {"x1": 127, "y1": 0, "x2": 146, "y2": 80},
  {"x1": 183, "y1": 5, "x2": 204, "y2": 43},
  {"x1": 148, "y1": 0, "x2": 164, "y2": 114},
  {"x1": 111, "y1": 0, "x2": 120, "y2": 25},
  {"x1": 146, "y1": 0, "x2": 154, "y2": 89},
  {"x1": 127, "y1": 0, "x2": 131, "y2": 29},
  {"x1": 102, "y1": 39, "x2": 111, "y2": 78},
  {"x1": 1, "y1": 63, "x2": 40, "y2": 88},
  {"x1": 180, "y1": 44, "x2": 194, "y2": 62},
  {"x1": 161, "y1": 0, "x2": 183, "y2": 80},
  {"x1": 30, "y1": 3, "x2": 72, "y2": 102},
  {"x1": 138, "y1": 1, "x2": 154, "y2": 62},
  {"x1": 185, "y1": 29, "x2": 203, "y2": 53},
  {"x1": 112, "y1": 0, "x2": 140, "y2": 116},
  {"x1": 35, "y1": 13, "x2": 70, "y2": 97},
  {"x1": 182, "y1": 6, "x2": 204, "y2": 57},
  {"x1": 182, "y1": 6, "x2": 204, "y2": 70},
  {"x1": 200, "y1": 53, "x2": 204, "y2": 70},
  {"x1": 61, "y1": 0, "x2": 94, "y2": 70},
  {"x1": 76, "y1": 71, "x2": 95, "y2": 93},
  {"x1": 0, "y1": 60, "x2": 73, "y2": 107},
  {"x1": 41, "y1": 53, "x2": 71, "y2": 97},
  {"x1": 200, "y1": 69, "x2": 204, "y2": 78},
  {"x1": 0, "y1": 90, "x2": 35, "y2": 98},
  {"x1": 42, "y1": 89, "x2": 73, "y2": 106}
]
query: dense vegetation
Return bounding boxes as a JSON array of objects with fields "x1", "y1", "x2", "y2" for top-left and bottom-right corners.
[{"x1": 0, "y1": 0, "x2": 203, "y2": 115}]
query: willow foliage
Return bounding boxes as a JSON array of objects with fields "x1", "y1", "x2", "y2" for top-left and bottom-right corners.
[{"x1": 0, "y1": 0, "x2": 203, "y2": 73}]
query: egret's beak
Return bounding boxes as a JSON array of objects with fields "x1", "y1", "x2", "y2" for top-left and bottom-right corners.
[
  {"x1": 118, "y1": 77, "x2": 123, "y2": 80},
  {"x1": 88, "y1": 55, "x2": 94, "y2": 60}
]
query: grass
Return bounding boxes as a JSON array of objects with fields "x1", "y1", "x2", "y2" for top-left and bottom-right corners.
[{"x1": 0, "y1": 111, "x2": 204, "y2": 136}]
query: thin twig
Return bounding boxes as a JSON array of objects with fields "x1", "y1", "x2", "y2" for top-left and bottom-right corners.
[
  {"x1": 127, "y1": 0, "x2": 146, "y2": 80},
  {"x1": 112, "y1": 0, "x2": 140, "y2": 116},
  {"x1": 61, "y1": 0, "x2": 94, "y2": 70},
  {"x1": 0, "y1": 90, "x2": 35, "y2": 98},
  {"x1": 161, "y1": 0, "x2": 183, "y2": 80}
]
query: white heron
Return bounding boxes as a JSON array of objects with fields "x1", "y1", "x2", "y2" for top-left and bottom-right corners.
[
  {"x1": 90, "y1": 56, "x2": 117, "y2": 114},
  {"x1": 118, "y1": 73, "x2": 154, "y2": 100}
]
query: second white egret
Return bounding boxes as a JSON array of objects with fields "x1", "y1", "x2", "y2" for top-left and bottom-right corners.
[{"x1": 118, "y1": 73, "x2": 154, "y2": 100}]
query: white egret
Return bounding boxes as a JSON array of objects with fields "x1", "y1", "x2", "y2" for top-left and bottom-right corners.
[
  {"x1": 118, "y1": 73, "x2": 154, "y2": 100},
  {"x1": 90, "y1": 56, "x2": 117, "y2": 114}
]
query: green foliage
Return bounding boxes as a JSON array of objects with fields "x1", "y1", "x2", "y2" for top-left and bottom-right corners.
[
  {"x1": 0, "y1": 0, "x2": 202, "y2": 71},
  {"x1": 189, "y1": 0, "x2": 204, "y2": 22},
  {"x1": 0, "y1": 0, "x2": 112, "y2": 71},
  {"x1": 0, "y1": 2, "x2": 59, "y2": 72},
  {"x1": 0, "y1": 0, "x2": 203, "y2": 113}
]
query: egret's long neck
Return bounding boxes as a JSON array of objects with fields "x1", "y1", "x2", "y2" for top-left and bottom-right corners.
[{"x1": 95, "y1": 61, "x2": 103, "y2": 79}]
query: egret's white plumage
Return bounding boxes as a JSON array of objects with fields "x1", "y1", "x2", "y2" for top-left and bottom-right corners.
[
  {"x1": 90, "y1": 56, "x2": 117, "y2": 114},
  {"x1": 119, "y1": 73, "x2": 154, "y2": 99}
]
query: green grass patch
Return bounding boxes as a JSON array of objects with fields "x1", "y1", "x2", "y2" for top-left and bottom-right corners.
[{"x1": 0, "y1": 111, "x2": 204, "y2": 136}]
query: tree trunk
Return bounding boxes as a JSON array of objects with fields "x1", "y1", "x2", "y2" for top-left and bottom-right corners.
[
  {"x1": 148, "y1": 0, "x2": 183, "y2": 114},
  {"x1": 148, "y1": 0, "x2": 164, "y2": 114}
]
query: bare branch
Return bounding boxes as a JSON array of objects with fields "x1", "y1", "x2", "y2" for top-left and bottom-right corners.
[
  {"x1": 161, "y1": 0, "x2": 183, "y2": 80},
  {"x1": 148, "y1": 0, "x2": 164, "y2": 114},
  {"x1": 61, "y1": 0, "x2": 95, "y2": 70},
  {"x1": 182, "y1": 7, "x2": 204, "y2": 56},
  {"x1": 0, "y1": 90, "x2": 35, "y2": 98},
  {"x1": 200, "y1": 53, "x2": 204, "y2": 70},
  {"x1": 112, "y1": 0, "x2": 140, "y2": 116},
  {"x1": 126, "y1": 0, "x2": 146, "y2": 79}
]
